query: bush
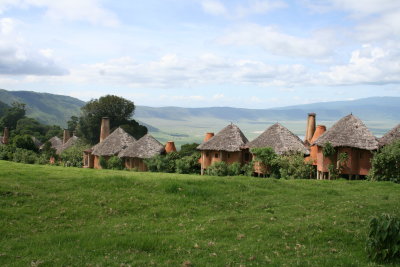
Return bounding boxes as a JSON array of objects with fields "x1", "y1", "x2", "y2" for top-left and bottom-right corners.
[
  {"x1": 0, "y1": 145, "x2": 16, "y2": 160},
  {"x1": 60, "y1": 141, "x2": 89, "y2": 168},
  {"x1": 241, "y1": 161, "x2": 255, "y2": 176},
  {"x1": 12, "y1": 148, "x2": 38, "y2": 164},
  {"x1": 175, "y1": 153, "x2": 201, "y2": 174},
  {"x1": 279, "y1": 153, "x2": 314, "y2": 179},
  {"x1": 107, "y1": 156, "x2": 123, "y2": 170},
  {"x1": 251, "y1": 147, "x2": 280, "y2": 178},
  {"x1": 322, "y1": 142, "x2": 335, "y2": 157},
  {"x1": 366, "y1": 214, "x2": 400, "y2": 262},
  {"x1": 99, "y1": 156, "x2": 108, "y2": 169},
  {"x1": 369, "y1": 140, "x2": 400, "y2": 183},
  {"x1": 145, "y1": 152, "x2": 181, "y2": 173},
  {"x1": 227, "y1": 162, "x2": 241, "y2": 176},
  {"x1": 206, "y1": 161, "x2": 228, "y2": 176},
  {"x1": 12, "y1": 134, "x2": 38, "y2": 152}
]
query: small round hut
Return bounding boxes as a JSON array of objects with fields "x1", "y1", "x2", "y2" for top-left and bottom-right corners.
[
  {"x1": 197, "y1": 124, "x2": 249, "y2": 175},
  {"x1": 247, "y1": 123, "x2": 309, "y2": 175},
  {"x1": 119, "y1": 134, "x2": 165, "y2": 171},
  {"x1": 91, "y1": 127, "x2": 136, "y2": 169},
  {"x1": 313, "y1": 114, "x2": 379, "y2": 179}
]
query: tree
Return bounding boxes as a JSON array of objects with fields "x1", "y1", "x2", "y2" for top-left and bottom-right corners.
[
  {"x1": 179, "y1": 143, "x2": 200, "y2": 157},
  {"x1": 369, "y1": 140, "x2": 400, "y2": 183},
  {"x1": 12, "y1": 134, "x2": 38, "y2": 152},
  {"x1": 78, "y1": 95, "x2": 147, "y2": 144},
  {"x1": 251, "y1": 147, "x2": 281, "y2": 177},
  {"x1": 67, "y1": 116, "x2": 79, "y2": 132},
  {"x1": 0, "y1": 102, "x2": 26, "y2": 130}
]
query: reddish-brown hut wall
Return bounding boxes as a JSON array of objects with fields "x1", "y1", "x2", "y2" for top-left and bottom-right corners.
[
  {"x1": 316, "y1": 146, "x2": 373, "y2": 175},
  {"x1": 123, "y1": 158, "x2": 148, "y2": 172},
  {"x1": 200, "y1": 150, "x2": 251, "y2": 169},
  {"x1": 93, "y1": 155, "x2": 110, "y2": 169}
]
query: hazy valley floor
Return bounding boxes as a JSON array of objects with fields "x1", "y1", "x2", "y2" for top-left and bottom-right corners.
[{"x1": 0, "y1": 161, "x2": 399, "y2": 266}]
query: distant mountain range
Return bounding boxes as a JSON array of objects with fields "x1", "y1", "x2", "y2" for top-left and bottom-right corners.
[{"x1": 1, "y1": 89, "x2": 399, "y2": 146}]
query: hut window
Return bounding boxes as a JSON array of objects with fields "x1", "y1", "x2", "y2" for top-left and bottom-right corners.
[
  {"x1": 244, "y1": 153, "x2": 250, "y2": 161},
  {"x1": 215, "y1": 153, "x2": 219, "y2": 158},
  {"x1": 206, "y1": 152, "x2": 209, "y2": 157},
  {"x1": 359, "y1": 152, "x2": 362, "y2": 159},
  {"x1": 227, "y1": 153, "x2": 230, "y2": 159}
]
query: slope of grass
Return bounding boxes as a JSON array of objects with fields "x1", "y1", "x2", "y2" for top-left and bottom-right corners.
[{"x1": 0, "y1": 161, "x2": 399, "y2": 266}]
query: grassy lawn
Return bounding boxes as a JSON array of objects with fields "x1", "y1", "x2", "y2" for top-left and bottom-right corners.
[{"x1": 0, "y1": 160, "x2": 399, "y2": 266}]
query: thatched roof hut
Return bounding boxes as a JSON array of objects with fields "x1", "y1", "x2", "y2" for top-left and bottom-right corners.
[
  {"x1": 313, "y1": 114, "x2": 378, "y2": 150},
  {"x1": 119, "y1": 134, "x2": 165, "y2": 159},
  {"x1": 56, "y1": 136, "x2": 79, "y2": 154},
  {"x1": 379, "y1": 124, "x2": 400, "y2": 148},
  {"x1": 91, "y1": 127, "x2": 136, "y2": 157},
  {"x1": 197, "y1": 124, "x2": 248, "y2": 152},
  {"x1": 247, "y1": 123, "x2": 309, "y2": 155},
  {"x1": 40, "y1": 136, "x2": 62, "y2": 150}
]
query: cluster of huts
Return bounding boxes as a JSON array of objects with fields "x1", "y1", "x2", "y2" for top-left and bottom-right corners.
[
  {"x1": 2, "y1": 113, "x2": 400, "y2": 179},
  {"x1": 196, "y1": 113, "x2": 400, "y2": 179}
]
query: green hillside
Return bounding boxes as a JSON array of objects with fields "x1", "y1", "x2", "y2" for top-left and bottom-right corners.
[
  {"x1": 0, "y1": 161, "x2": 399, "y2": 266},
  {"x1": 0, "y1": 89, "x2": 85, "y2": 127}
]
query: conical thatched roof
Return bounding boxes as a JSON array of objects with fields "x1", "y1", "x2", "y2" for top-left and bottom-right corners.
[
  {"x1": 313, "y1": 114, "x2": 378, "y2": 150},
  {"x1": 197, "y1": 124, "x2": 248, "y2": 152},
  {"x1": 119, "y1": 134, "x2": 165, "y2": 159},
  {"x1": 379, "y1": 124, "x2": 400, "y2": 147},
  {"x1": 247, "y1": 123, "x2": 309, "y2": 155},
  {"x1": 56, "y1": 136, "x2": 79, "y2": 154},
  {"x1": 91, "y1": 127, "x2": 136, "y2": 156},
  {"x1": 40, "y1": 136, "x2": 62, "y2": 150}
]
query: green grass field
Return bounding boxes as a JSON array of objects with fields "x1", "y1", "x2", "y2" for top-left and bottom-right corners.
[{"x1": 1, "y1": 161, "x2": 399, "y2": 266}]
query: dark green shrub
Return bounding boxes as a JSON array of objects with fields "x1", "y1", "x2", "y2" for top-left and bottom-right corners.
[
  {"x1": 12, "y1": 148, "x2": 37, "y2": 164},
  {"x1": 227, "y1": 162, "x2": 241, "y2": 176},
  {"x1": 322, "y1": 142, "x2": 335, "y2": 157},
  {"x1": 175, "y1": 153, "x2": 201, "y2": 174},
  {"x1": 206, "y1": 161, "x2": 228, "y2": 176},
  {"x1": 12, "y1": 134, "x2": 38, "y2": 152},
  {"x1": 366, "y1": 214, "x2": 400, "y2": 262},
  {"x1": 107, "y1": 156, "x2": 123, "y2": 170},
  {"x1": 178, "y1": 143, "x2": 200, "y2": 157},
  {"x1": 251, "y1": 147, "x2": 280, "y2": 178},
  {"x1": 369, "y1": 140, "x2": 400, "y2": 183},
  {"x1": 241, "y1": 161, "x2": 255, "y2": 176},
  {"x1": 99, "y1": 156, "x2": 108, "y2": 169},
  {"x1": 0, "y1": 145, "x2": 16, "y2": 160},
  {"x1": 145, "y1": 152, "x2": 181, "y2": 173},
  {"x1": 279, "y1": 153, "x2": 314, "y2": 179}
]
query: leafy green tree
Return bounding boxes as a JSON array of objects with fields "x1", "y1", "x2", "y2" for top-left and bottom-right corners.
[
  {"x1": 0, "y1": 100, "x2": 9, "y2": 117},
  {"x1": 12, "y1": 134, "x2": 38, "y2": 152},
  {"x1": 369, "y1": 140, "x2": 400, "y2": 182},
  {"x1": 279, "y1": 153, "x2": 314, "y2": 179},
  {"x1": 78, "y1": 95, "x2": 147, "y2": 144},
  {"x1": 0, "y1": 102, "x2": 26, "y2": 130},
  {"x1": 67, "y1": 116, "x2": 79, "y2": 132},
  {"x1": 179, "y1": 143, "x2": 200, "y2": 157},
  {"x1": 60, "y1": 139, "x2": 90, "y2": 167}
]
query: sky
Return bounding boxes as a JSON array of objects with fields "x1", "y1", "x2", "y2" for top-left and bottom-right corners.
[{"x1": 0, "y1": 0, "x2": 399, "y2": 108}]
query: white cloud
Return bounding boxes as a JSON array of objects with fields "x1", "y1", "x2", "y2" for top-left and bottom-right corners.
[
  {"x1": 0, "y1": 18, "x2": 68, "y2": 76},
  {"x1": 201, "y1": 0, "x2": 228, "y2": 16},
  {"x1": 218, "y1": 24, "x2": 336, "y2": 58},
  {"x1": 0, "y1": 0, "x2": 119, "y2": 27},
  {"x1": 319, "y1": 44, "x2": 400, "y2": 85}
]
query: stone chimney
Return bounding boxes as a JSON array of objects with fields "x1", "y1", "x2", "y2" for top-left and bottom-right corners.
[
  {"x1": 204, "y1": 132, "x2": 214, "y2": 142},
  {"x1": 63, "y1": 129, "x2": 70, "y2": 145},
  {"x1": 165, "y1": 141, "x2": 177, "y2": 153},
  {"x1": 100, "y1": 117, "x2": 110, "y2": 142},
  {"x1": 305, "y1": 113, "x2": 316, "y2": 143},
  {"x1": 2, "y1": 127, "x2": 9, "y2": 145}
]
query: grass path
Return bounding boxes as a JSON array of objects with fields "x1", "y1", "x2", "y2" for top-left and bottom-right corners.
[{"x1": 0, "y1": 161, "x2": 399, "y2": 266}]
